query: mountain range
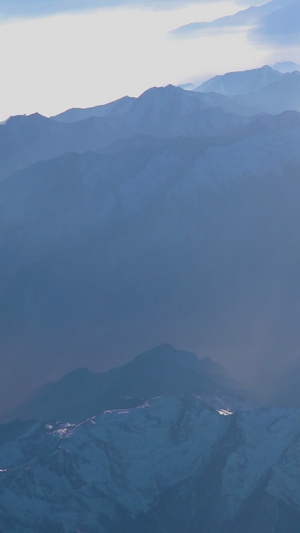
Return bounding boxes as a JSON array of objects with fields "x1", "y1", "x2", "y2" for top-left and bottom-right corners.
[
  {"x1": 1, "y1": 65, "x2": 300, "y2": 183},
  {"x1": 1, "y1": 107, "x2": 300, "y2": 408},
  {"x1": 1, "y1": 61, "x2": 300, "y2": 531},
  {"x1": 0, "y1": 86, "x2": 250, "y2": 182},
  {"x1": 0, "y1": 395, "x2": 299, "y2": 532},
  {"x1": 1, "y1": 63, "x2": 300, "y2": 410},
  {"x1": 195, "y1": 66, "x2": 300, "y2": 114},
  {"x1": 195, "y1": 65, "x2": 283, "y2": 97}
]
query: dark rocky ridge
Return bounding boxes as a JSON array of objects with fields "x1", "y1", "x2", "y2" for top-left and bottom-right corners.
[{"x1": 3, "y1": 344, "x2": 245, "y2": 423}]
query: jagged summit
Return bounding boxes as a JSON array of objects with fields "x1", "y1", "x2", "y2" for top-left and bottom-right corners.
[{"x1": 4, "y1": 111, "x2": 48, "y2": 127}]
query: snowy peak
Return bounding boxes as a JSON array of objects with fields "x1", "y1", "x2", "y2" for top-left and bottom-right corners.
[{"x1": 0, "y1": 396, "x2": 299, "y2": 532}]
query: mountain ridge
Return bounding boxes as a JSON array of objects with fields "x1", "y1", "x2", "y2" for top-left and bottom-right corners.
[
  {"x1": 195, "y1": 65, "x2": 283, "y2": 97},
  {"x1": 0, "y1": 85, "x2": 251, "y2": 182},
  {"x1": 0, "y1": 395, "x2": 299, "y2": 532},
  {"x1": 1, "y1": 111, "x2": 300, "y2": 409},
  {"x1": 2, "y1": 344, "x2": 246, "y2": 423}
]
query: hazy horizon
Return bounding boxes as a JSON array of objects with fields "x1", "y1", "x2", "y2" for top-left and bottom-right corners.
[
  {"x1": 1, "y1": 0, "x2": 300, "y2": 121},
  {"x1": 1, "y1": 0, "x2": 300, "y2": 411}
]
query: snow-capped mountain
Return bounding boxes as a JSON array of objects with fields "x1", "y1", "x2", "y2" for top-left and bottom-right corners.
[
  {"x1": 1, "y1": 62, "x2": 300, "y2": 532},
  {"x1": 0, "y1": 395, "x2": 299, "y2": 532}
]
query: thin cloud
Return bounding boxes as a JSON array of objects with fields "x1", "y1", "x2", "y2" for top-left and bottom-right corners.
[
  {"x1": 171, "y1": 2, "x2": 278, "y2": 37},
  {"x1": 251, "y1": 3, "x2": 300, "y2": 45},
  {"x1": 236, "y1": 0, "x2": 268, "y2": 5},
  {"x1": 171, "y1": 0, "x2": 300, "y2": 46}
]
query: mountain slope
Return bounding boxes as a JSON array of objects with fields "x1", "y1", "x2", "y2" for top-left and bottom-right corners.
[
  {"x1": 1, "y1": 113, "x2": 300, "y2": 408},
  {"x1": 271, "y1": 357, "x2": 300, "y2": 407},
  {"x1": 195, "y1": 69, "x2": 300, "y2": 115},
  {"x1": 0, "y1": 85, "x2": 250, "y2": 182},
  {"x1": 196, "y1": 65, "x2": 282, "y2": 97},
  {"x1": 232, "y1": 71, "x2": 300, "y2": 114},
  {"x1": 273, "y1": 61, "x2": 300, "y2": 73},
  {"x1": 52, "y1": 94, "x2": 136, "y2": 123},
  {"x1": 0, "y1": 396, "x2": 299, "y2": 532},
  {"x1": 4, "y1": 344, "x2": 245, "y2": 423}
]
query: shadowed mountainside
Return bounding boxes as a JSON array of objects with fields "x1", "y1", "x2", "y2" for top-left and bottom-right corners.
[
  {"x1": 1, "y1": 76, "x2": 300, "y2": 411},
  {"x1": 0, "y1": 395, "x2": 299, "y2": 532},
  {"x1": 0, "y1": 85, "x2": 251, "y2": 182},
  {"x1": 3, "y1": 344, "x2": 247, "y2": 423}
]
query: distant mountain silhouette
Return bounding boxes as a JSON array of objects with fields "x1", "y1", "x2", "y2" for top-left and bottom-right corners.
[
  {"x1": 233, "y1": 71, "x2": 300, "y2": 114},
  {"x1": 3, "y1": 345, "x2": 245, "y2": 422},
  {"x1": 52, "y1": 95, "x2": 136, "y2": 123},
  {"x1": 194, "y1": 67, "x2": 300, "y2": 114},
  {"x1": 1, "y1": 111, "x2": 300, "y2": 409},
  {"x1": 273, "y1": 61, "x2": 300, "y2": 73},
  {"x1": 2, "y1": 70, "x2": 300, "y2": 413},
  {"x1": 0, "y1": 85, "x2": 250, "y2": 182},
  {"x1": 196, "y1": 65, "x2": 282, "y2": 97}
]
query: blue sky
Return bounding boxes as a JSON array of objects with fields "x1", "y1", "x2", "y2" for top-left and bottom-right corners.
[
  {"x1": 0, "y1": 0, "x2": 299, "y2": 120},
  {"x1": 0, "y1": 0, "x2": 241, "y2": 18}
]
